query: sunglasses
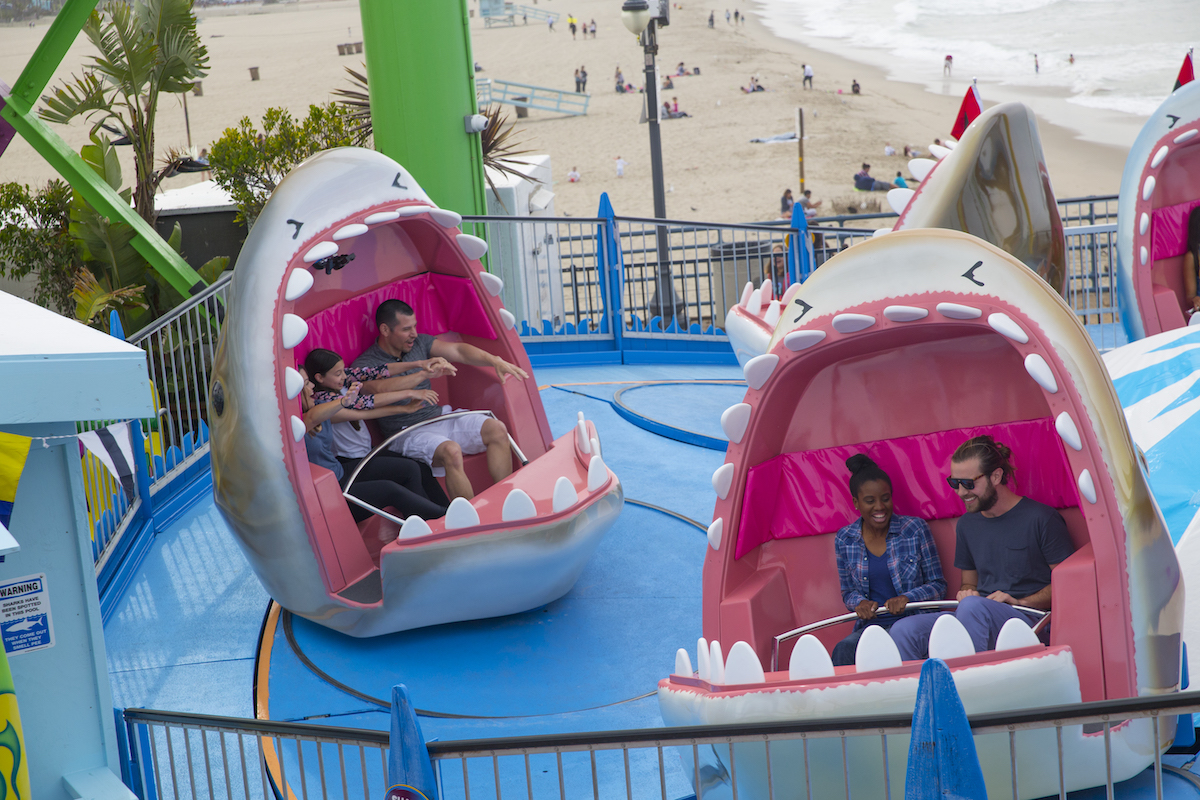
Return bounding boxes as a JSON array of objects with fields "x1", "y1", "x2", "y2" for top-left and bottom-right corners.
[{"x1": 945, "y1": 473, "x2": 987, "y2": 491}]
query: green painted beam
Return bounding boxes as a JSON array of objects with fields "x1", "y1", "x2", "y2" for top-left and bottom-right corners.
[
  {"x1": 1, "y1": 0, "x2": 206, "y2": 298},
  {"x1": 360, "y1": 0, "x2": 488, "y2": 217}
]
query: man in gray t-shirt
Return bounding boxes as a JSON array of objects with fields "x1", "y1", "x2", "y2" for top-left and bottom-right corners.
[
  {"x1": 351, "y1": 298, "x2": 529, "y2": 500},
  {"x1": 889, "y1": 435, "x2": 1074, "y2": 660}
]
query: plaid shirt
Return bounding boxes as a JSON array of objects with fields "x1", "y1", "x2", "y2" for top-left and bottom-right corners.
[
  {"x1": 311, "y1": 365, "x2": 390, "y2": 410},
  {"x1": 835, "y1": 515, "x2": 946, "y2": 617}
]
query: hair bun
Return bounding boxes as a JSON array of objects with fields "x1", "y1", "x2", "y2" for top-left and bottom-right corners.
[{"x1": 845, "y1": 453, "x2": 876, "y2": 474}]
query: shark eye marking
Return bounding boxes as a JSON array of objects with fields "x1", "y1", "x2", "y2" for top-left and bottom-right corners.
[
  {"x1": 392, "y1": 172, "x2": 408, "y2": 189},
  {"x1": 287, "y1": 219, "x2": 304, "y2": 239},
  {"x1": 211, "y1": 381, "x2": 225, "y2": 416},
  {"x1": 963, "y1": 261, "x2": 984, "y2": 286},
  {"x1": 1166, "y1": 114, "x2": 1180, "y2": 129},
  {"x1": 791, "y1": 297, "x2": 813, "y2": 324}
]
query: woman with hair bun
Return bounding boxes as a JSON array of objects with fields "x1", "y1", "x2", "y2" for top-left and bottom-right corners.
[{"x1": 831, "y1": 454, "x2": 946, "y2": 666}]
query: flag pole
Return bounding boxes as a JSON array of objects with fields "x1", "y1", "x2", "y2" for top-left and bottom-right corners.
[{"x1": 797, "y1": 107, "x2": 805, "y2": 193}]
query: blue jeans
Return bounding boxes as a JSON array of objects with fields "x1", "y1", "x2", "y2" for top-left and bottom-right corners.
[{"x1": 888, "y1": 596, "x2": 1038, "y2": 661}]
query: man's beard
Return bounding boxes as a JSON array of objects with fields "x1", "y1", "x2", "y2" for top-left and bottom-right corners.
[{"x1": 974, "y1": 482, "x2": 999, "y2": 512}]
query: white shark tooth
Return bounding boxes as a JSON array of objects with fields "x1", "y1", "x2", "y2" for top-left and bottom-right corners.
[
  {"x1": 576, "y1": 420, "x2": 590, "y2": 453},
  {"x1": 884, "y1": 305, "x2": 928, "y2": 322},
  {"x1": 333, "y1": 223, "x2": 368, "y2": 241},
  {"x1": 763, "y1": 300, "x2": 782, "y2": 328},
  {"x1": 578, "y1": 411, "x2": 585, "y2": 422},
  {"x1": 365, "y1": 210, "x2": 401, "y2": 225},
  {"x1": 724, "y1": 641, "x2": 765, "y2": 685},
  {"x1": 1055, "y1": 412, "x2": 1083, "y2": 451},
  {"x1": 590, "y1": 436, "x2": 601, "y2": 460},
  {"x1": 743, "y1": 353, "x2": 779, "y2": 391},
  {"x1": 1140, "y1": 213, "x2": 1150, "y2": 236},
  {"x1": 445, "y1": 496, "x2": 480, "y2": 529},
  {"x1": 281, "y1": 313, "x2": 309, "y2": 349},
  {"x1": 928, "y1": 143, "x2": 950, "y2": 160},
  {"x1": 789, "y1": 634, "x2": 835, "y2": 680},
  {"x1": 284, "y1": 367, "x2": 305, "y2": 399},
  {"x1": 501, "y1": 488, "x2": 537, "y2": 521},
  {"x1": 886, "y1": 187, "x2": 915, "y2": 214},
  {"x1": 745, "y1": 287, "x2": 764, "y2": 317},
  {"x1": 1174, "y1": 129, "x2": 1198, "y2": 144},
  {"x1": 928, "y1": 614, "x2": 976, "y2": 660},
  {"x1": 936, "y1": 302, "x2": 982, "y2": 320},
  {"x1": 780, "y1": 283, "x2": 801, "y2": 307},
  {"x1": 675, "y1": 648, "x2": 694, "y2": 677},
  {"x1": 1023, "y1": 353, "x2": 1058, "y2": 393},
  {"x1": 712, "y1": 463, "x2": 734, "y2": 500},
  {"x1": 696, "y1": 637, "x2": 711, "y2": 681},
  {"x1": 1151, "y1": 145, "x2": 1169, "y2": 169},
  {"x1": 707, "y1": 517, "x2": 723, "y2": 551},
  {"x1": 1142, "y1": 176, "x2": 1156, "y2": 201},
  {"x1": 303, "y1": 241, "x2": 338, "y2": 263},
  {"x1": 739, "y1": 281, "x2": 754, "y2": 308},
  {"x1": 457, "y1": 234, "x2": 489, "y2": 260},
  {"x1": 499, "y1": 308, "x2": 516, "y2": 330},
  {"x1": 709, "y1": 640, "x2": 725, "y2": 684},
  {"x1": 1078, "y1": 469, "x2": 1097, "y2": 504},
  {"x1": 908, "y1": 158, "x2": 936, "y2": 182},
  {"x1": 987, "y1": 312, "x2": 1028, "y2": 343},
  {"x1": 478, "y1": 271, "x2": 504, "y2": 296},
  {"x1": 784, "y1": 329, "x2": 826, "y2": 350},
  {"x1": 399, "y1": 515, "x2": 432, "y2": 539},
  {"x1": 552, "y1": 476, "x2": 577, "y2": 512},
  {"x1": 396, "y1": 205, "x2": 434, "y2": 217},
  {"x1": 855, "y1": 624, "x2": 903, "y2": 672},
  {"x1": 760, "y1": 280, "x2": 773, "y2": 303},
  {"x1": 289, "y1": 415, "x2": 306, "y2": 442},
  {"x1": 996, "y1": 617, "x2": 1042, "y2": 651},
  {"x1": 1140, "y1": 246, "x2": 1149, "y2": 266},
  {"x1": 284, "y1": 268, "x2": 314, "y2": 301},
  {"x1": 587, "y1": 455, "x2": 608, "y2": 492},
  {"x1": 721, "y1": 403, "x2": 751, "y2": 444},
  {"x1": 429, "y1": 208, "x2": 463, "y2": 228},
  {"x1": 872, "y1": 228, "x2": 891, "y2": 238},
  {"x1": 832, "y1": 313, "x2": 876, "y2": 333}
]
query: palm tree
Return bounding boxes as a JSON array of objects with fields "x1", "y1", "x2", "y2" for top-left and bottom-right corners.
[{"x1": 39, "y1": 0, "x2": 208, "y2": 229}]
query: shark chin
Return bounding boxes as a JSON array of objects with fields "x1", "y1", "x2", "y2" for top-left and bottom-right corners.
[
  {"x1": 209, "y1": 147, "x2": 622, "y2": 637},
  {"x1": 658, "y1": 229, "x2": 1183, "y2": 799},
  {"x1": 1115, "y1": 80, "x2": 1200, "y2": 342}
]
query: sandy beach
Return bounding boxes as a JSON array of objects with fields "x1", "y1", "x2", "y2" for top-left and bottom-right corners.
[{"x1": 0, "y1": 0, "x2": 1134, "y2": 225}]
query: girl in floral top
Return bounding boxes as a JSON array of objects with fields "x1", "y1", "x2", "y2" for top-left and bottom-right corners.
[{"x1": 304, "y1": 348, "x2": 437, "y2": 411}]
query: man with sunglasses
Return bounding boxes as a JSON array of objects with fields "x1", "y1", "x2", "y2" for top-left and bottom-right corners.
[{"x1": 889, "y1": 435, "x2": 1074, "y2": 661}]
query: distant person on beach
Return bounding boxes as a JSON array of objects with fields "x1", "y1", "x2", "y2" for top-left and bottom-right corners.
[
  {"x1": 781, "y1": 189, "x2": 794, "y2": 216},
  {"x1": 548, "y1": 16, "x2": 555, "y2": 31},
  {"x1": 884, "y1": 142, "x2": 896, "y2": 156},
  {"x1": 771, "y1": 244, "x2": 790, "y2": 295},
  {"x1": 904, "y1": 144, "x2": 924, "y2": 158},
  {"x1": 708, "y1": 10, "x2": 714, "y2": 27},
  {"x1": 1069, "y1": 53, "x2": 1075, "y2": 65},
  {"x1": 590, "y1": 19, "x2": 597, "y2": 37},
  {"x1": 803, "y1": 63, "x2": 814, "y2": 89},
  {"x1": 574, "y1": 69, "x2": 582, "y2": 93},
  {"x1": 1034, "y1": 54, "x2": 1039, "y2": 74},
  {"x1": 568, "y1": 15, "x2": 577, "y2": 38},
  {"x1": 894, "y1": 171, "x2": 909, "y2": 189},
  {"x1": 662, "y1": 74, "x2": 674, "y2": 90},
  {"x1": 944, "y1": 54, "x2": 953, "y2": 76},
  {"x1": 615, "y1": 156, "x2": 628, "y2": 177},
  {"x1": 725, "y1": 9, "x2": 730, "y2": 23},
  {"x1": 567, "y1": 167, "x2": 581, "y2": 183},
  {"x1": 854, "y1": 164, "x2": 894, "y2": 192},
  {"x1": 733, "y1": 9, "x2": 739, "y2": 23},
  {"x1": 851, "y1": 79, "x2": 861, "y2": 94},
  {"x1": 580, "y1": 66, "x2": 588, "y2": 92},
  {"x1": 741, "y1": 76, "x2": 764, "y2": 93},
  {"x1": 799, "y1": 189, "x2": 821, "y2": 217}
]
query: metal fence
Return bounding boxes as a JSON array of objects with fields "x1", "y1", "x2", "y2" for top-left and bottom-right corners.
[{"x1": 122, "y1": 690, "x2": 1200, "y2": 800}]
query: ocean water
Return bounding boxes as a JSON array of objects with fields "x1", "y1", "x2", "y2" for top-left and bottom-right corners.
[{"x1": 753, "y1": 0, "x2": 1198, "y2": 147}]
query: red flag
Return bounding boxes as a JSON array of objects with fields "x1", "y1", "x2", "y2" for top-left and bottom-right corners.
[
  {"x1": 950, "y1": 83, "x2": 983, "y2": 140},
  {"x1": 1175, "y1": 50, "x2": 1195, "y2": 91}
]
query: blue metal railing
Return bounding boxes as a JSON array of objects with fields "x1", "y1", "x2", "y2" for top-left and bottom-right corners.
[{"x1": 476, "y1": 78, "x2": 589, "y2": 116}]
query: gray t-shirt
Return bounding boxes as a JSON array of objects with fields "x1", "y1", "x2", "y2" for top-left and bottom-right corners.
[
  {"x1": 954, "y1": 497, "x2": 1075, "y2": 599},
  {"x1": 352, "y1": 336, "x2": 443, "y2": 436}
]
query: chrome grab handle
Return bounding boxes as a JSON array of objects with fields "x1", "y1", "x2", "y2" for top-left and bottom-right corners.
[{"x1": 769, "y1": 600, "x2": 1050, "y2": 671}]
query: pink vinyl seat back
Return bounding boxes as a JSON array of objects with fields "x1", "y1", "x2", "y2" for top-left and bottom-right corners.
[{"x1": 1146, "y1": 139, "x2": 1200, "y2": 329}]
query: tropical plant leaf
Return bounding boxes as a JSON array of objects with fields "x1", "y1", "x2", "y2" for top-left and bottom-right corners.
[
  {"x1": 38, "y1": 71, "x2": 114, "y2": 126},
  {"x1": 73, "y1": 267, "x2": 147, "y2": 330},
  {"x1": 197, "y1": 256, "x2": 229, "y2": 284},
  {"x1": 332, "y1": 65, "x2": 373, "y2": 147}
]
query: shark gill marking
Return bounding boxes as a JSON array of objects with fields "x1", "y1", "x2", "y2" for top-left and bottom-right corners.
[
  {"x1": 1167, "y1": 114, "x2": 1181, "y2": 129},
  {"x1": 963, "y1": 261, "x2": 985, "y2": 287},
  {"x1": 286, "y1": 220, "x2": 304, "y2": 239},
  {"x1": 792, "y1": 298, "x2": 814, "y2": 324},
  {"x1": 392, "y1": 172, "x2": 408, "y2": 189}
]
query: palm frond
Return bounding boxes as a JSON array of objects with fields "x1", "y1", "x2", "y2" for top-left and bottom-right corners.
[
  {"x1": 38, "y1": 71, "x2": 114, "y2": 125},
  {"x1": 332, "y1": 65, "x2": 372, "y2": 146}
]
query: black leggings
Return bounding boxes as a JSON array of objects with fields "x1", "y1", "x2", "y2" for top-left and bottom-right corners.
[{"x1": 338, "y1": 452, "x2": 448, "y2": 523}]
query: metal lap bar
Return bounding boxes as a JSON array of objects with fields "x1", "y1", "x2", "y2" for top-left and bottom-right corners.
[{"x1": 770, "y1": 600, "x2": 1049, "y2": 671}]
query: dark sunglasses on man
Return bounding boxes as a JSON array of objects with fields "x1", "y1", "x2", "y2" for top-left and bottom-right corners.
[{"x1": 946, "y1": 473, "x2": 988, "y2": 491}]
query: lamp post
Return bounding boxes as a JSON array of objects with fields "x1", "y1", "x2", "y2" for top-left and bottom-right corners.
[{"x1": 621, "y1": 0, "x2": 683, "y2": 327}]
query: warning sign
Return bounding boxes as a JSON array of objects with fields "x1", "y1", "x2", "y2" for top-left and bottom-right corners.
[{"x1": 0, "y1": 574, "x2": 54, "y2": 656}]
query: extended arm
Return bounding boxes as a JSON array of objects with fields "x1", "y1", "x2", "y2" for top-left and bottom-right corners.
[
  {"x1": 358, "y1": 358, "x2": 457, "y2": 393},
  {"x1": 431, "y1": 339, "x2": 529, "y2": 383}
]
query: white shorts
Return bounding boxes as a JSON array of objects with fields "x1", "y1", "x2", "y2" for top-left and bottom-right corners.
[{"x1": 388, "y1": 408, "x2": 489, "y2": 465}]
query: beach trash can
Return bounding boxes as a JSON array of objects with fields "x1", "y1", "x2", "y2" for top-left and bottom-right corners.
[
  {"x1": 513, "y1": 98, "x2": 529, "y2": 118},
  {"x1": 249, "y1": 67, "x2": 260, "y2": 81},
  {"x1": 354, "y1": 41, "x2": 363, "y2": 53},
  {"x1": 337, "y1": 44, "x2": 346, "y2": 55},
  {"x1": 192, "y1": 81, "x2": 203, "y2": 96}
]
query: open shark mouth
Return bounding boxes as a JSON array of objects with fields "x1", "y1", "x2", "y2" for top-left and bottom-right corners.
[
  {"x1": 658, "y1": 229, "x2": 1182, "y2": 798},
  {"x1": 1116, "y1": 80, "x2": 1200, "y2": 341},
  {"x1": 724, "y1": 102, "x2": 1066, "y2": 369},
  {"x1": 209, "y1": 148, "x2": 622, "y2": 637}
]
